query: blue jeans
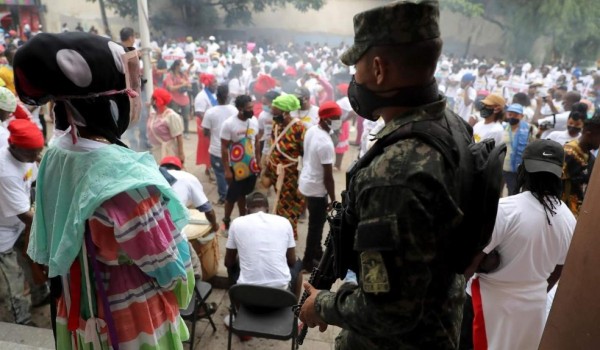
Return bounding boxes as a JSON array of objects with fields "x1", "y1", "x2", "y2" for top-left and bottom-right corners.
[
  {"x1": 503, "y1": 170, "x2": 519, "y2": 195},
  {"x1": 210, "y1": 154, "x2": 227, "y2": 201}
]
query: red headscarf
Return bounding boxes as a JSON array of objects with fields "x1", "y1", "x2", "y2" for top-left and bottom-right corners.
[
  {"x1": 200, "y1": 73, "x2": 216, "y2": 87},
  {"x1": 152, "y1": 88, "x2": 172, "y2": 109},
  {"x1": 13, "y1": 103, "x2": 33, "y2": 120},
  {"x1": 8, "y1": 119, "x2": 44, "y2": 149}
]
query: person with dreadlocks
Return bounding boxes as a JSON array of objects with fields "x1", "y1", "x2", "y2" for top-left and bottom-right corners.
[
  {"x1": 562, "y1": 110, "x2": 600, "y2": 217},
  {"x1": 15, "y1": 32, "x2": 194, "y2": 349},
  {"x1": 467, "y1": 140, "x2": 575, "y2": 350}
]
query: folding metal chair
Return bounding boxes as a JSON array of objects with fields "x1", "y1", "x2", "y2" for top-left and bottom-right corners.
[
  {"x1": 180, "y1": 278, "x2": 217, "y2": 350},
  {"x1": 227, "y1": 284, "x2": 298, "y2": 350}
]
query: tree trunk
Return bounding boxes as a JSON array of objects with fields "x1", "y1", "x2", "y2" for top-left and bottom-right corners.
[{"x1": 98, "y1": 0, "x2": 111, "y2": 38}]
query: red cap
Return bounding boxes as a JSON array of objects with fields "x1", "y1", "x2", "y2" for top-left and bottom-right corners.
[
  {"x1": 8, "y1": 119, "x2": 44, "y2": 149},
  {"x1": 253, "y1": 74, "x2": 277, "y2": 95},
  {"x1": 160, "y1": 156, "x2": 183, "y2": 169},
  {"x1": 318, "y1": 101, "x2": 342, "y2": 119},
  {"x1": 152, "y1": 88, "x2": 172, "y2": 109}
]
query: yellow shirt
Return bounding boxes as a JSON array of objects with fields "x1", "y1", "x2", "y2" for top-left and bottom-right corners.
[{"x1": 0, "y1": 66, "x2": 15, "y2": 95}]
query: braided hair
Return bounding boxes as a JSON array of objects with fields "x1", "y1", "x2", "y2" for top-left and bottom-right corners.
[{"x1": 516, "y1": 164, "x2": 563, "y2": 225}]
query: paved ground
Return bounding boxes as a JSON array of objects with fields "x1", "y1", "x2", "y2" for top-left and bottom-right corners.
[{"x1": 16, "y1": 118, "x2": 361, "y2": 349}]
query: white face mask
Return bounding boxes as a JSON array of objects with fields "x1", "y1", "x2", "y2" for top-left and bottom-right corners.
[{"x1": 329, "y1": 119, "x2": 342, "y2": 130}]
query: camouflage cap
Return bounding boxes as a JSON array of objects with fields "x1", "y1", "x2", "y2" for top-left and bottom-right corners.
[{"x1": 340, "y1": 0, "x2": 440, "y2": 66}]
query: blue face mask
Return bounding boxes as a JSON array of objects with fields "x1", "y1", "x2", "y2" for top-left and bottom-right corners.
[{"x1": 263, "y1": 105, "x2": 271, "y2": 113}]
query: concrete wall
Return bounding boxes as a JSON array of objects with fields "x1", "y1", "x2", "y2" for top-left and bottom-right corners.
[
  {"x1": 40, "y1": 0, "x2": 129, "y2": 39},
  {"x1": 40, "y1": 0, "x2": 507, "y2": 58}
]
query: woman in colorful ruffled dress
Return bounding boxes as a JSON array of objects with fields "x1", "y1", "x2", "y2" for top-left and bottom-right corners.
[{"x1": 15, "y1": 32, "x2": 194, "y2": 349}]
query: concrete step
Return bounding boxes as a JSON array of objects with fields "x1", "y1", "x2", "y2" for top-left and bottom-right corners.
[{"x1": 0, "y1": 322, "x2": 54, "y2": 349}]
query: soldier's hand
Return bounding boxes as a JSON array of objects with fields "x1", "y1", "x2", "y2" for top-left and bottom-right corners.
[{"x1": 299, "y1": 282, "x2": 328, "y2": 332}]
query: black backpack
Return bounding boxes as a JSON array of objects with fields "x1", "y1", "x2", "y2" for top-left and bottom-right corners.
[{"x1": 342, "y1": 111, "x2": 506, "y2": 275}]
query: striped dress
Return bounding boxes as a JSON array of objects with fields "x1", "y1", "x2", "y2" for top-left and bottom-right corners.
[{"x1": 55, "y1": 186, "x2": 194, "y2": 350}]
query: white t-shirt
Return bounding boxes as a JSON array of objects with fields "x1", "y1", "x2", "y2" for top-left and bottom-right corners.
[
  {"x1": 258, "y1": 110, "x2": 274, "y2": 155},
  {"x1": 0, "y1": 147, "x2": 37, "y2": 252},
  {"x1": 546, "y1": 129, "x2": 579, "y2": 146},
  {"x1": 184, "y1": 42, "x2": 197, "y2": 53},
  {"x1": 226, "y1": 211, "x2": 295, "y2": 288},
  {"x1": 445, "y1": 73, "x2": 461, "y2": 99},
  {"x1": 455, "y1": 86, "x2": 476, "y2": 122},
  {"x1": 299, "y1": 126, "x2": 335, "y2": 197},
  {"x1": 540, "y1": 100, "x2": 564, "y2": 116},
  {"x1": 474, "y1": 75, "x2": 490, "y2": 92},
  {"x1": 473, "y1": 121, "x2": 504, "y2": 145},
  {"x1": 201, "y1": 105, "x2": 237, "y2": 157},
  {"x1": 481, "y1": 191, "x2": 575, "y2": 287},
  {"x1": 182, "y1": 60, "x2": 201, "y2": 84},
  {"x1": 167, "y1": 169, "x2": 209, "y2": 209},
  {"x1": 228, "y1": 78, "x2": 245, "y2": 98},
  {"x1": 0, "y1": 125, "x2": 8, "y2": 148},
  {"x1": 220, "y1": 116, "x2": 258, "y2": 144},
  {"x1": 292, "y1": 105, "x2": 320, "y2": 129},
  {"x1": 207, "y1": 42, "x2": 220, "y2": 54},
  {"x1": 194, "y1": 89, "x2": 216, "y2": 115},
  {"x1": 336, "y1": 97, "x2": 352, "y2": 121},
  {"x1": 539, "y1": 111, "x2": 570, "y2": 139}
]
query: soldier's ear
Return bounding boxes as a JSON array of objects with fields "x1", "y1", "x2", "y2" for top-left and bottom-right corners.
[{"x1": 372, "y1": 56, "x2": 386, "y2": 86}]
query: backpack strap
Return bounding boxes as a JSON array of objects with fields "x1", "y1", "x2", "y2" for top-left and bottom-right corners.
[{"x1": 348, "y1": 114, "x2": 461, "y2": 183}]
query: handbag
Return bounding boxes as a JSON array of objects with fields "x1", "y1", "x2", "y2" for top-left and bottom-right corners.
[{"x1": 229, "y1": 121, "x2": 260, "y2": 181}]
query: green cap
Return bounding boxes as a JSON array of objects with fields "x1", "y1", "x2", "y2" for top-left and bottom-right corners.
[{"x1": 340, "y1": 0, "x2": 441, "y2": 66}]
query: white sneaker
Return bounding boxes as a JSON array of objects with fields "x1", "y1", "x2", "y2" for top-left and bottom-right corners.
[{"x1": 224, "y1": 314, "x2": 234, "y2": 327}]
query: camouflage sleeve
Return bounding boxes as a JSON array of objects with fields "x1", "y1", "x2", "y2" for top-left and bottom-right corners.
[{"x1": 316, "y1": 139, "x2": 462, "y2": 337}]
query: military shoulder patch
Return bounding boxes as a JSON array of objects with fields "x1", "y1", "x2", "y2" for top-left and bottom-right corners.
[{"x1": 360, "y1": 251, "x2": 390, "y2": 294}]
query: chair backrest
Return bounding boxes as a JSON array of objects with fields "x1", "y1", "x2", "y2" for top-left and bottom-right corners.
[{"x1": 229, "y1": 284, "x2": 297, "y2": 309}]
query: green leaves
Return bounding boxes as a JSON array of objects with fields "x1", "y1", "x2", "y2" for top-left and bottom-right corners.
[
  {"x1": 89, "y1": 0, "x2": 326, "y2": 31},
  {"x1": 442, "y1": 0, "x2": 600, "y2": 62}
]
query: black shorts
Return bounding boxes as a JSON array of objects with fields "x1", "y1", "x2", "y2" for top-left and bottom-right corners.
[{"x1": 226, "y1": 173, "x2": 257, "y2": 202}]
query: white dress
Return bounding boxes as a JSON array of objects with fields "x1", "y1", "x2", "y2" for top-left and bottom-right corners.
[{"x1": 470, "y1": 192, "x2": 575, "y2": 350}]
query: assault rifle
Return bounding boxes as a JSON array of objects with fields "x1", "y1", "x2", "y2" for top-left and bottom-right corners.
[{"x1": 292, "y1": 201, "x2": 343, "y2": 346}]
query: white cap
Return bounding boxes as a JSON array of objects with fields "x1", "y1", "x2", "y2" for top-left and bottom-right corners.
[
  {"x1": 209, "y1": 35, "x2": 215, "y2": 41},
  {"x1": 0, "y1": 86, "x2": 17, "y2": 113}
]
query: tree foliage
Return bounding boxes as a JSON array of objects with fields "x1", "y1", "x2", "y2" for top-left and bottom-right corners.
[
  {"x1": 441, "y1": 0, "x2": 600, "y2": 62},
  {"x1": 87, "y1": 0, "x2": 325, "y2": 30}
]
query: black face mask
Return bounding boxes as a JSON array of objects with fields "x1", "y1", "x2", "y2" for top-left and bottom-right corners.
[
  {"x1": 508, "y1": 118, "x2": 520, "y2": 125},
  {"x1": 273, "y1": 114, "x2": 284, "y2": 124},
  {"x1": 347, "y1": 76, "x2": 440, "y2": 121},
  {"x1": 567, "y1": 126, "x2": 582, "y2": 135},
  {"x1": 480, "y1": 107, "x2": 495, "y2": 119},
  {"x1": 242, "y1": 110, "x2": 254, "y2": 120}
]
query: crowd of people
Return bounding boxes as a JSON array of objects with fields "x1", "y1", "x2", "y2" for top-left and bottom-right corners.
[{"x1": 0, "y1": 1, "x2": 599, "y2": 349}]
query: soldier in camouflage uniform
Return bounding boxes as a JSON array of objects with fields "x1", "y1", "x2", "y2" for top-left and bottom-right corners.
[{"x1": 299, "y1": 1, "x2": 467, "y2": 349}]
